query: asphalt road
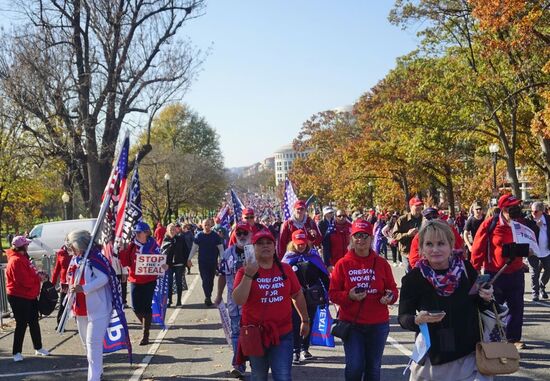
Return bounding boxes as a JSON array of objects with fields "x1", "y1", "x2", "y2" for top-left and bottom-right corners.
[{"x1": 0, "y1": 263, "x2": 549, "y2": 381}]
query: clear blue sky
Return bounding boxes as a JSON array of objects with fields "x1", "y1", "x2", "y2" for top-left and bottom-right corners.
[
  {"x1": 0, "y1": 1, "x2": 420, "y2": 168},
  {"x1": 182, "y1": 1, "x2": 419, "y2": 168}
]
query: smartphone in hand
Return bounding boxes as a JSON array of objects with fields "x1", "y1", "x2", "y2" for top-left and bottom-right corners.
[
  {"x1": 355, "y1": 286, "x2": 366, "y2": 294},
  {"x1": 244, "y1": 244, "x2": 256, "y2": 264}
]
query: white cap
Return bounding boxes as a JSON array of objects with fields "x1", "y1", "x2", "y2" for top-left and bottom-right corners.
[{"x1": 322, "y1": 206, "x2": 334, "y2": 215}]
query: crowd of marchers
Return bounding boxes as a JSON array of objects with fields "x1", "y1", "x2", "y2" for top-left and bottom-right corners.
[{"x1": 4, "y1": 193, "x2": 548, "y2": 381}]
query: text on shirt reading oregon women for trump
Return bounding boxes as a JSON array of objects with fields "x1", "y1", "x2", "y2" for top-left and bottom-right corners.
[
  {"x1": 257, "y1": 276, "x2": 285, "y2": 303},
  {"x1": 348, "y1": 268, "x2": 377, "y2": 293}
]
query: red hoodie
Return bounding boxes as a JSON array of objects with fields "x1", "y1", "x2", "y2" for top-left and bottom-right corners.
[
  {"x1": 329, "y1": 249, "x2": 398, "y2": 325},
  {"x1": 278, "y1": 217, "x2": 322, "y2": 259},
  {"x1": 470, "y1": 217, "x2": 523, "y2": 274},
  {"x1": 5, "y1": 249, "x2": 41, "y2": 300},
  {"x1": 51, "y1": 247, "x2": 71, "y2": 285}
]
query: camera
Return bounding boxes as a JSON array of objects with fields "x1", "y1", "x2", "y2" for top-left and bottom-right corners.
[{"x1": 502, "y1": 242, "x2": 529, "y2": 258}]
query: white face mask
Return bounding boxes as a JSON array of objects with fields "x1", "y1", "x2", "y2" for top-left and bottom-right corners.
[{"x1": 237, "y1": 236, "x2": 250, "y2": 248}]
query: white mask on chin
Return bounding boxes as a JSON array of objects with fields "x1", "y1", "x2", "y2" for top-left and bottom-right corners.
[{"x1": 237, "y1": 236, "x2": 250, "y2": 248}]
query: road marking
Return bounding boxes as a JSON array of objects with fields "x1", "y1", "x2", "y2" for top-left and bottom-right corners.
[
  {"x1": 0, "y1": 367, "x2": 88, "y2": 378},
  {"x1": 129, "y1": 275, "x2": 200, "y2": 381},
  {"x1": 387, "y1": 335, "x2": 412, "y2": 357}
]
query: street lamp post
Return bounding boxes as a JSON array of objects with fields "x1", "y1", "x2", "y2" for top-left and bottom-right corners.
[
  {"x1": 489, "y1": 143, "x2": 500, "y2": 198},
  {"x1": 164, "y1": 173, "x2": 171, "y2": 224},
  {"x1": 61, "y1": 192, "x2": 70, "y2": 220}
]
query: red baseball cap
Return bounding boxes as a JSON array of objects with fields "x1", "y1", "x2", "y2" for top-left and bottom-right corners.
[
  {"x1": 409, "y1": 197, "x2": 424, "y2": 207},
  {"x1": 351, "y1": 219, "x2": 373, "y2": 236},
  {"x1": 294, "y1": 200, "x2": 306, "y2": 209},
  {"x1": 498, "y1": 194, "x2": 522, "y2": 209},
  {"x1": 242, "y1": 208, "x2": 255, "y2": 216},
  {"x1": 251, "y1": 229, "x2": 276, "y2": 244},
  {"x1": 235, "y1": 221, "x2": 252, "y2": 232},
  {"x1": 291, "y1": 229, "x2": 308, "y2": 245}
]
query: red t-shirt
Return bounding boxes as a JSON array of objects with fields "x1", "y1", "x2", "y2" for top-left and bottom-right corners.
[
  {"x1": 329, "y1": 250, "x2": 398, "y2": 325},
  {"x1": 234, "y1": 262, "x2": 301, "y2": 335}
]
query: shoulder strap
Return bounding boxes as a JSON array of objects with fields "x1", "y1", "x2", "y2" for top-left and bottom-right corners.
[{"x1": 486, "y1": 214, "x2": 500, "y2": 264}]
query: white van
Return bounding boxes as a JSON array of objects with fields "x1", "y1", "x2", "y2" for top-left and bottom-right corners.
[{"x1": 27, "y1": 218, "x2": 97, "y2": 259}]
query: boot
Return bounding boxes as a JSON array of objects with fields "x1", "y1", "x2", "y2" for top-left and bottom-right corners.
[
  {"x1": 139, "y1": 313, "x2": 152, "y2": 345},
  {"x1": 176, "y1": 292, "x2": 182, "y2": 307}
]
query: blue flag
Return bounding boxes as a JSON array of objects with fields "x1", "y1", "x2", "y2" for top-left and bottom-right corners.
[{"x1": 152, "y1": 273, "x2": 169, "y2": 329}]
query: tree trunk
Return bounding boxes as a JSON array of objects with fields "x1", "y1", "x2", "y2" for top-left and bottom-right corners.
[{"x1": 445, "y1": 165, "x2": 455, "y2": 218}]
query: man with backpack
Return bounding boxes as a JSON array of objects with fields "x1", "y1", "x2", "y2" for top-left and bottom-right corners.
[{"x1": 471, "y1": 194, "x2": 538, "y2": 350}]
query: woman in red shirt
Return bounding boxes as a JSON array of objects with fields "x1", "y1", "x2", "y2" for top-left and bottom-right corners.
[
  {"x1": 329, "y1": 219, "x2": 398, "y2": 381},
  {"x1": 119, "y1": 221, "x2": 163, "y2": 345},
  {"x1": 51, "y1": 245, "x2": 71, "y2": 327},
  {"x1": 233, "y1": 230, "x2": 310, "y2": 381},
  {"x1": 6, "y1": 236, "x2": 50, "y2": 362}
]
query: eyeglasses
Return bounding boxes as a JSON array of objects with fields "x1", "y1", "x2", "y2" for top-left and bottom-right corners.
[
  {"x1": 244, "y1": 216, "x2": 255, "y2": 220},
  {"x1": 296, "y1": 207, "x2": 305, "y2": 211},
  {"x1": 336, "y1": 215, "x2": 345, "y2": 218},
  {"x1": 236, "y1": 231, "x2": 249, "y2": 237},
  {"x1": 353, "y1": 233, "x2": 370, "y2": 240}
]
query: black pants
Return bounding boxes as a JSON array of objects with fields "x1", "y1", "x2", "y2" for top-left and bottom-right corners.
[
  {"x1": 168, "y1": 266, "x2": 185, "y2": 303},
  {"x1": 199, "y1": 262, "x2": 217, "y2": 299},
  {"x1": 130, "y1": 281, "x2": 157, "y2": 314},
  {"x1": 292, "y1": 303, "x2": 317, "y2": 354},
  {"x1": 56, "y1": 291, "x2": 67, "y2": 325},
  {"x1": 390, "y1": 245, "x2": 398, "y2": 263},
  {"x1": 7, "y1": 295, "x2": 43, "y2": 355},
  {"x1": 117, "y1": 275, "x2": 128, "y2": 304}
]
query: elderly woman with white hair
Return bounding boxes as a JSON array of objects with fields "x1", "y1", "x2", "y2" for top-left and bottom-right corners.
[{"x1": 66, "y1": 229, "x2": 113, "y2": 381}]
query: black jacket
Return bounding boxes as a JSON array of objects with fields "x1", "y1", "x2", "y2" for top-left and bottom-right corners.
[
  {"x1": 398, "y1": 261, "x2": 489, "y2": 365},
  {"x1": 162, "y1": 234, "x2": 190, "y2": 266}
]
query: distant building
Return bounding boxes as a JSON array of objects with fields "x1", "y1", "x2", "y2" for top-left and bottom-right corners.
[{"x1": 274, "y1": 143, "x2": 310, "y2": 185}]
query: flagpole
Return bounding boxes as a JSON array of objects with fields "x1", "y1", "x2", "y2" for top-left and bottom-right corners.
[{"x1": 57, "y1": 133, "x2": 130, "y2": 334}]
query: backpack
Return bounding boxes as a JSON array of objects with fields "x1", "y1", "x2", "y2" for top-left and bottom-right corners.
[{"x1": 38, "y1": 280, "x2": 59, "y2": 316}]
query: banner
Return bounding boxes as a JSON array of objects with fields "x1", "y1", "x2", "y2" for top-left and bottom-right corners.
[
  {"x1": 152, "y1": 272, "x2": 169, "y2": 329},
  {"x1": 511, "y1": 221, "x2": 540, "y2": 257},
  {"x1": 135, "y1": 253, "x2": 167, "y2": 275},
  {"x1": 217, "y1": 301, "x2": 232, "y2": 346},
  {"x1": 310, "y1": 304, "x2": 335, "y2": 347}
]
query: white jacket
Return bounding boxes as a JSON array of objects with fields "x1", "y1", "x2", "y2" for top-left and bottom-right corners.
[{"x1": 71, "y1": 257, "x2": 113, "y2": 321}]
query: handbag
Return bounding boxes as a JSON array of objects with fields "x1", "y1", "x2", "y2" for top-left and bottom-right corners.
[
  {"x1": 239, "y1": 324, "x2": 265, "y2": 357},
  {"x1": 304, "y1": 283, "x2": 326, "y2": 306},
  {"x1": 330, "y1": 319, "x2": 352, "y2": 340},
  {"x1": 475, "y1": 304, "x2": 519, "y2": 375}
]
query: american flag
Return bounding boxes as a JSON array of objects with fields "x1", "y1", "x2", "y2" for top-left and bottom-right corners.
[
  {"x1": 283, "y1": 179, "x2": 298, "y2": 221},
  {"x1": 216, "y1": 204, "x2": 231, "y2": 230},
  {"x1": 116, "y1": 160, "x2": 143, "y2": 251},
  {"x1": 101, "y1": 137, "x2": 130, "y2": 263},
  {"x1": 231, "y1": 189, "x2": 244, "y2": 221}
]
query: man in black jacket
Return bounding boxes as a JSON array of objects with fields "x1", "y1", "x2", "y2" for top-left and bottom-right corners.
[{"x1": 165, "y1": 223, "x2": 190, "y2": 306}]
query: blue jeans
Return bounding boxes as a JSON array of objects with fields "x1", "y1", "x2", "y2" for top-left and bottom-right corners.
[
  {"x1": 249, "y1": 331, "x2": 293, "y2": 381},
  {"x1": 230, "y1": 315, "x2": 245, "y2": 372},
  {"x1": 343, "y1": 322, "x2": 389, "y2": 381}
]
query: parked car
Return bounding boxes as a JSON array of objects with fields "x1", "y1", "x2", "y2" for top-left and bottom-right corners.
[{"x1": 27, "y1": 219, "x2": 97, "y2": 260}]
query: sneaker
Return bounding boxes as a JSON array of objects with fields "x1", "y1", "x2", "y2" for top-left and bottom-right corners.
[
  {"x1": 230, "y1": 368, "x2": 244, "y2": 379},
  {"x1": 541, "y1": 289, "x2": 548, "y2": 299},
  {"x1": 392, "y1": 262, "x2": 398, "y2": 267},
  {"x1": 35, "y1": 348, "x2": 50, "y2": 356},
  {"x1": 292, "y1": 352, "x2": 301, "y2": 365},
  {"x1": 513, "y1": 341, "x2": 526, "y2": 350},
  {"x1": 301, "y1": 350, "x2": 313, "y2": 360},
  {"x1": 13, "y1": 353, "x2": 23, "y2": 362},
  {"x1": 532, "y1": 295, "x2": 540, "y2": 302},
  {"x1": 398, "y1": 262, "x2": 403, "y2": 267}
]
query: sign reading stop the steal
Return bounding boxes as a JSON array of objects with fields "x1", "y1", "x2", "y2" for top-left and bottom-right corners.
[{"x1": 135, "y1": 253, "x2": 167, "y2": 275}]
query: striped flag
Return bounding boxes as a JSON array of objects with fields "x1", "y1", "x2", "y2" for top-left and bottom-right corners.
[
  {"x1": 283, "y1": 179, "x2": 298, "y2": 221},
  {"x1": 231, "y1": 189, "x2": 244, "y2": 221}
]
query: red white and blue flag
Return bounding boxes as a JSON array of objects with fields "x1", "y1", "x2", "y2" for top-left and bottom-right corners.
[
  {"x1": 231, "y1": 189, "x2": 244, "y2": 221},
  {"x1": 283, "y1": 179, "x2": 298, "y2": 221}
]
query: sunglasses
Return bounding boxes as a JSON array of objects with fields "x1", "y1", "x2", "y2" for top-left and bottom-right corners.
[
  {"x1": 336, "y1": 215, "x2": 345, "y2": 218},
  {"x1": 244, "y1": 216, "x2": 255, "y2": 219},
  {"x1": 353, "y1": 232, "x2": 370, "y2": 240},
  {"x1": 236, "y1": 231, "x2": 249, "y2": 237},
  {"x1": 296, "y1": 207, "x2": 305, "y2": 211}
]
